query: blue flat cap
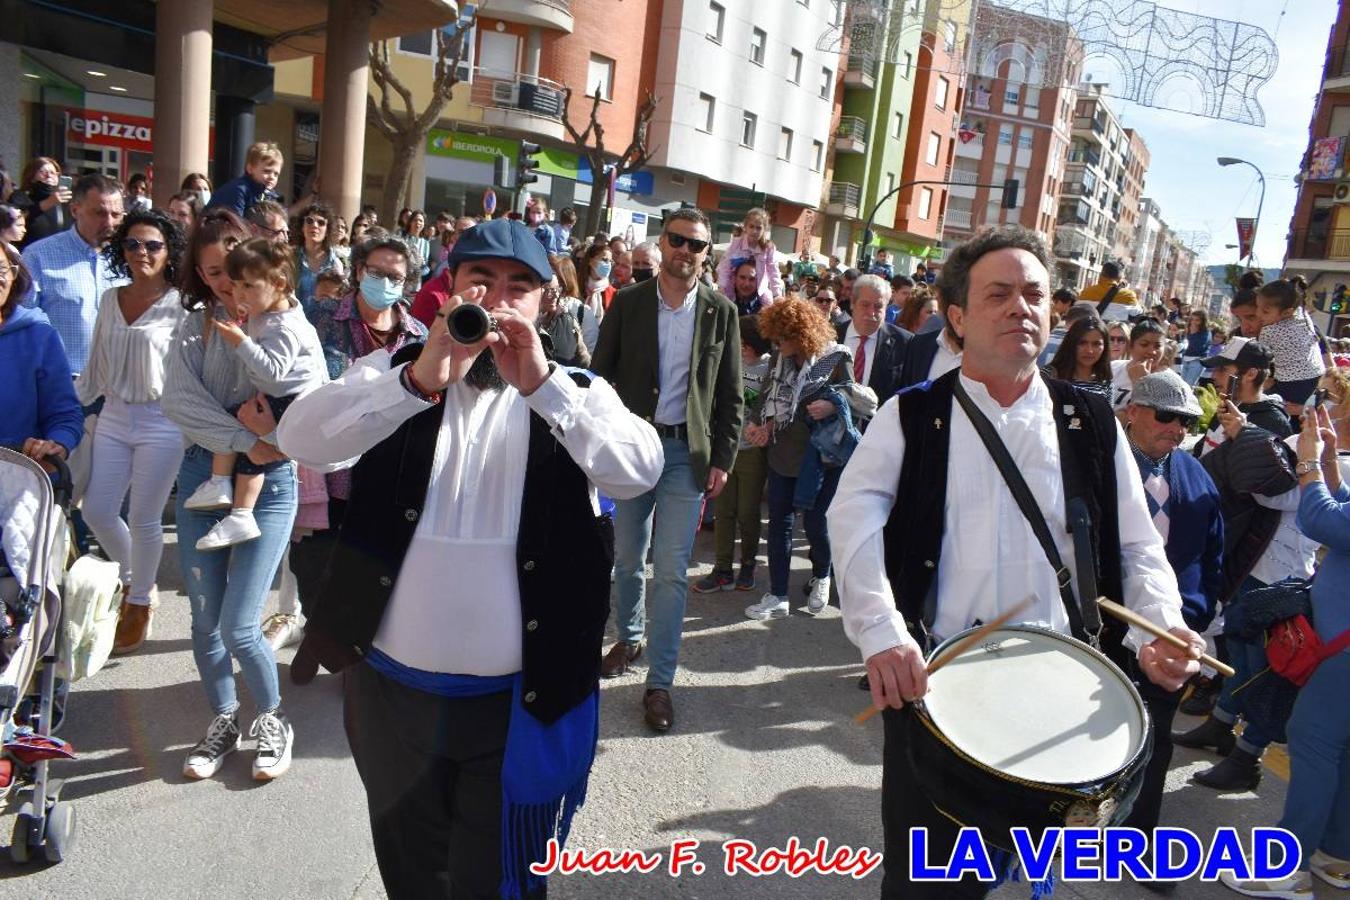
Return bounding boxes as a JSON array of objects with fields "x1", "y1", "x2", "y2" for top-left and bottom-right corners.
[{"x1": 446, "y1": 218, "x2": 554, "y2": 283}]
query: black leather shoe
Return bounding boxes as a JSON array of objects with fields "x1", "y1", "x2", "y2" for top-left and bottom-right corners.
[
  {"x1": 1193, "y1": 747, "x2": 1263, "y2": 791},
  {"x1": 1171, "y1": 715, "x2": 1236, "y2": 756}
]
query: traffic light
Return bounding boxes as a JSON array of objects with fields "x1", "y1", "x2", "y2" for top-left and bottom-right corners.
[
  {"x1": 517, "y1": 141, "x2": 541, "y2": 188},
  {"x1": 493, "y1": 155, "x2": 512, "y2": 189},
  {"x1": 1001, "y1": 178, "x2": 1020, "y2": 209}
]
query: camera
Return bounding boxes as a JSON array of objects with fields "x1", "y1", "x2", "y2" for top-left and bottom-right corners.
[{"x1": 446, "y1": 304, "x2": 496, "y2": 344}]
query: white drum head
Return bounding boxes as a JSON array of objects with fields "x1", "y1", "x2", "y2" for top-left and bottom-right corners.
[{"x1": 923, "y1": 627, "x2": 1147, "y2": 785}]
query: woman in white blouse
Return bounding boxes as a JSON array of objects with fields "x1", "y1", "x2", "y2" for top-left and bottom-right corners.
[{"x1": 78, "y1": 208, "x2": 189, "y2": 655}]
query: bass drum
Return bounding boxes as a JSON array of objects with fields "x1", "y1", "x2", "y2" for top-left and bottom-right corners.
[{"x1": 902, "y1": 625, "x2": 1151, "y2": 851}]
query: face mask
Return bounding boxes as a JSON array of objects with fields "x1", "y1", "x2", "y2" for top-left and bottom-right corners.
[
  {"x1": 594, "y1": 261, "x2": 612, "y2": 280},
  {"x1": 360, "y1": 272, "x2": 403, "y2": 310},
  {"x1": 632, "y1": 267, "x2": 655, "y2": 283},
  {"x1": 197, "y1": 189, "x2": 211, "y2": 207}
]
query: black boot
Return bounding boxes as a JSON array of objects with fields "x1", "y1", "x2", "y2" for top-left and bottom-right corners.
[
  {"x1": 1192, "y1": 746, "x2": 1263, "y2": 791},
  {"x1": 1171, "y1": 715, "x2": 1236, "y2": 755},
  {"x1": 1179, "y1": 674, "x2": 1223, "y2": 716}
]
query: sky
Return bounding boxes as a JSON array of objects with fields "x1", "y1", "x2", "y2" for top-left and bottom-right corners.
[{"x1": 1074, "y1": 0, "x2": 1338, "y2": 268}]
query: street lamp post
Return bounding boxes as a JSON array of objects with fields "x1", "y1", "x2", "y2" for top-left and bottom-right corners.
[{"x1": 1217, "y1": 156, "x2": 1266, "y2": 267}]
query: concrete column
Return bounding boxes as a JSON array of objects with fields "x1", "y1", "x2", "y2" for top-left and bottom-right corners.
[
  {"x1": 213, "y1": 97, "x2": 257, "y2": 188},
  {"x1": 525, "y1": 27, "x2": 542, "y2": 79},
  {"x1": 0, "y1": 42, "x2": 22, "y2": 189},
  {"x1": 318, "y1": 0, "x2": 373, "y2": 223},
  {"x1": 153, "y1": 0, "x2": 213, "y2": 208}
]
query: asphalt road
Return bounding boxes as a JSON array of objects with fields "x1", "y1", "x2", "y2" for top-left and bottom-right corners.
[{"x1": 0, "y1": 525, "x2": 1333, "y2": 899}]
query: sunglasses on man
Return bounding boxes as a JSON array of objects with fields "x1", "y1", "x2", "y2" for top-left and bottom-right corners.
[
  {"x1": 665, "y1": 232, "x2": 709, "y2": 253},
  {"x1": 1151, "y1": 409, "x2": 1196, "y2": 428}
]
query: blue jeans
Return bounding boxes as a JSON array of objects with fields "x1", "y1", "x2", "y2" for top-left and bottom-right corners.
[
  {"x1": 1278, "y1": 651, "x2": 1350, "y2": 867},
  {"x1": 1181, "y1": 358, "x2": 1204, "y2": 386},
  {"x1": 612, "y1": 437, "x2": 704, "y2": 691},
  {"x1": 1215, "y1": 576, "x2": 1276, "y2": 752},
  {"x1": 176, "y1": 445, "x2": 296, "y2": 715},
  {"x1": 766, "y1": 466, "x2": 841, "y2": 598}
]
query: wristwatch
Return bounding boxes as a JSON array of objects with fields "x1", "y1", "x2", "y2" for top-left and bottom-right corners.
[{"x1": 1295, "y1": 460, "x2": 1322, "y2": 476}]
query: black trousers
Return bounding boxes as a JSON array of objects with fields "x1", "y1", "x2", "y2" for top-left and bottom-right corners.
[
  {"x1": 288, "y1": 498, "x2": 346, "y2": 620},
  {"x1": 878, "y1": 662, "x2": 1181, "y2": 899},
  {"x1": 343, "y1": 661, "x2": 545, "y2": 900}
]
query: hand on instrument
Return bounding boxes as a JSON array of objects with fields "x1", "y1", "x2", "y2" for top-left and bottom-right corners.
[
  {"x1": 866, "y1": 641, "x2": 928, "y2": 711},
  {"x1": 413, "y1": 285, "x2": 489, "y2": 391},
  {"x1": 1137, "y1": 626, "x2": 1204, "y2": 692},
  {"x1": 483, "y1": 306, "x2": 551, "y2": 396}
]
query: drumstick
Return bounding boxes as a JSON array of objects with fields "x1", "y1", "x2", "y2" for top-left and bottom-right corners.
[
  {"x1": 854, "y1": 597, "x2": 1034, "y2": 725},
  {"x1": 1095, "y1": 597, "x2": 1234, "y2": 677}
]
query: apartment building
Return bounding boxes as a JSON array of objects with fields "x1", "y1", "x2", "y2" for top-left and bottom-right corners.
[
  {"x1": 944, "y1": 4, "x2": 1082, "y2": 247},
  {"x1": 1113, "y1": 128, "x2": 1149, "y2": 264},
  {"x1": 1053, "y1": 82, "x2": 1134, "y2": 290},
  {"x1": 1283, "y1": 0, "x2": 1350, "y2": 335}
]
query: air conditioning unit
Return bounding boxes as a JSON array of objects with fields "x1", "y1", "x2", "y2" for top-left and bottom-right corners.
[
  {"x1": 492, "y1": 80, "x2": 520, "y2": 107},
  {"x1": 1335, "y1": 180, "x2": 1350, "y2": 204}
]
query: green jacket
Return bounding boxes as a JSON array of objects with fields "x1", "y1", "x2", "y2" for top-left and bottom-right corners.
[{"x1": 592, "y1": 277, "x2": 743, "y2": 488}]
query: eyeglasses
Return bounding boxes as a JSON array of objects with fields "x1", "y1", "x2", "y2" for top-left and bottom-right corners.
[
  {"x1": 0, "y1": 264, "x2": 11, "y2": 280},
  {"x1": 542, "y1": 287, "x2": 560, "y2": 300},
  {"x1": 365, "y1": 267, "x2": 406, "y2": 286},
  {"x1": 259, "y1": 223, "x2": 288, "y2": 239},
  {"x1": 1152, "y1": 410, "x2": 1196, "y2": 428},
  {"x1": 813, "y1": 296, "x2": 836, "y2": 305},
  {"x1": 304, "y1": 216, "x2": 327, "y2": 228},
  {"x1": 122, "y1": 238, "x2": 166, "y2": 255},
  {"x1": 665, "y1": 232, "x2": 710, "y2": 253},
  {"x1": 1109, "y1": 336, "x2": 1128, "y2": 345}
]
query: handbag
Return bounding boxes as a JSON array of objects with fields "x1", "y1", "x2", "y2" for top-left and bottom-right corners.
[{"x1": 1267, "y1": 616, "x2": 1350, "y2": 686}]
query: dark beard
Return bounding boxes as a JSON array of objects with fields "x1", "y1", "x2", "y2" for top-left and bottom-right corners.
[{"x1": 464, "y1": 349, "x2": 507, "y2": 391}]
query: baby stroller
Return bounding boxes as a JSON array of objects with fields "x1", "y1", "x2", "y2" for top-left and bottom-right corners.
[{"x1": 0, "y1": 447, "x2": 78, "y2": 863}]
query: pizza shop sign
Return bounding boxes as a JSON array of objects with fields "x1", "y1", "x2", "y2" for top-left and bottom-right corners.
[{"x1": 66, "y1": 110, "x2": 155, "y2": 152}]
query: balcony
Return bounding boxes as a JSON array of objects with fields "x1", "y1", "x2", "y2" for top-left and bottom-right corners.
[
  {"x1": 835, "y1": 116, "x2": 868, "y2": 154},
  {"x1": 1289, "y1": 229, "x2": 1350, "y2": 264},
  {"x1": 826, "y1": 182, "x2": 862, "y2": 218},
  {"x1": 844, "y1": 53, "x2": 878, "y2": 89},
  {"x1": 481, "y1": 0, "x2": 573, "y2": 32},
  {"x1": 949, "y1": 167, "x2": 980, "y2": 185},
  {"x1": 1067, "y1": 147, "x2": 1101, "y2": 168},
  {"x1": 1327, "y1": 43, "x2": 1350, "y2": 91},
  {"x1": 469, "y1": 69, "x2": 567, "y2": 140},
  {"x1": 944, "y1": 208, "x2": 973, "y2": 230}
]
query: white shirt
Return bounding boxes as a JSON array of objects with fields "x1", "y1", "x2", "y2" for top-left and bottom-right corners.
[
  {"x1": 1249, "y1": 436, "x2": 1348, "y2": 585},
  {"x1": 844, "y1": 323, "x2": 877, "y2": 387},
  {"x1": 655, "y1": 282, "x2": 698, "y2": 426},
  {"x1": 76, "y1": 286, "x2": 187, "y2": 405},
  {"x1": 1111, "y1": 359, "x2": 1134, "y2": 411},
  {"x1": 928, "y1": 329, "x2": 963, "y2": 381},
  {"x1": 828, "y1": 371, "x2": 1185, "y2": 664},
  {"x1": 277, "y1": 353, "x2": 664, "y2": 675}
]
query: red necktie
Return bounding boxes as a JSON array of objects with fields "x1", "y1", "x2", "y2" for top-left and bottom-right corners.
[{"x1": 854, "y1": 334, "x2": 867, "y2": 383}]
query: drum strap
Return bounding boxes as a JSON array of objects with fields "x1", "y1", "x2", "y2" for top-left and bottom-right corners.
[{"x1": 952, "y1": 379, "x2": 1101, "y2": 644}]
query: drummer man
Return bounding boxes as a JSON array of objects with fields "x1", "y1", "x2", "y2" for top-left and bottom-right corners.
[{"x1": 828, "y1": 226, "x2": 1204, "y2": 899}]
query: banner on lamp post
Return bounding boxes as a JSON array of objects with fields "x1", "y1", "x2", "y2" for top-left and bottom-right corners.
[{"x1": 1235, "y1": 218, "x2": 1256, "y2": 260}]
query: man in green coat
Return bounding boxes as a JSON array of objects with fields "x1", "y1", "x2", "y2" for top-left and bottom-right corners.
[{"x1": 591, "y1": 207, "x2": 744, "y2": 732}]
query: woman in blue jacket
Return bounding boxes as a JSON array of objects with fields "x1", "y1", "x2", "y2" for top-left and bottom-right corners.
[{"x1": 0, "y1": 242, "x2": 82, "y2": 461}]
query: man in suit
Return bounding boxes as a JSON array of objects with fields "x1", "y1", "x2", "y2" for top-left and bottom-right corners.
[
  {"x1": 591, "y1": 207, "x2": 744, "y2": 732},
  {"x1": 837, "y1": 274, "x2": 912, "y2": 419},
  {"x1": 898, "y1": 308, "x2": 964, "y2": 390}
]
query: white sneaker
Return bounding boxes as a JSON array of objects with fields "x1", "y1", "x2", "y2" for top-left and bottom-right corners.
[
  {"x1": 807, "y1": 575, "x2": 832, "y2": 614},
  {"x1": 250, "y1": 710, "x2": 293, "y2": 781},
  {"x1": 1312, "y1": 850, "x2": 1350, "y2": 888},
  {"x1": 1220, "y1": 868, "x2": 1314, "y2": 898},
  {"x1": 184, "y1": 476, "x2": 234, "y2": 511},
  {"x1": 196, "y1": 509, "x2": 262, "y2": 551},
  {"x1": 183, "y1": 712, "x2": 241, "y2": 780},
  {"x1": 262, "y1": 613, "x2": 303, "y2": 652},
  {"x1": 745, "y1": 593, "x2": 789, "y2": 620}
]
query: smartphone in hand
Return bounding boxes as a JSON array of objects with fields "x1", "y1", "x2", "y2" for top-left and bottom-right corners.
[
  {"x1": 57, "y1": 175, "x2": 73, "y2": 190},
  {"x1": 1311, "y1": 387, "x2": 1329, "y2": 409},
  {"x1": 1223, "y1": 374, "x2": 1238, "y2": 399}
]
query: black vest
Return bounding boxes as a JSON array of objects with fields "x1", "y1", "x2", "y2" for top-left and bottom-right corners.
[
  {"x1": 305, "y1": 345, "x2": 614, "y2": 724},
  {"x1": 882, "y1": 369, "x2": 1128, "y2": 656}
]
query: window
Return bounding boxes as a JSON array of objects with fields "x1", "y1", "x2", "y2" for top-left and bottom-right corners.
[
  {"x1": 893, "y1": 112, "x2": 905, "y2": 138},
  {"x1": 935, "y1": 76, "x2": 949, "y2": 110},
  {"x1": 1005, "y1": 85, "x2": 1022, "y2": 105},
  {"x1": 398, "y1": 31, "x2": 433, "y2": 56},
  {"x1": 479, "y1": 31, "x2": 520, "y2": 78},
  {"x1": 751, "y1": 28, "x2": 767, "y2": 65},
  {"x1": 779, "y1": 127, "x2": 794, "y2": 160},
  {"x1": 997, "y1": 123, "x2": 1014, "y2": 145},
  {"x1": 886, "y1": 173, "x2": 896, "y2": 195},
  {"x1": 708, "y1": 2, "x2": 725, "y2": 42},
  {"x1": 789, "y1": 49, "x2": 803, "y2": 84},
  {"x1": 587, "y1": 53, "x2": 615, "y2": 100},
  {"x1": 903, "y1": 52, "x2": 913, "y2": 78},
  {"x1": 925, "y1": 132, "x2": 941, "y2": 166},
  {"x1": 812, "y1": 140, "x2": 824, "y2": 172},
  {"x1": 819, "y1": 67, "x2": 833, "y2": 98},
  {"x1": 741, "y1": 111, "x2": 758, "y2": 147},
  {"x1": 1017, "y1": 132, "x2": 1033, "y2": 150},
  {"x1": 698, "y1": 93, "x2": 716, "y2": 133},
  {"x1": 918, "y1": 187, "x2": 933, "y2": 219}
]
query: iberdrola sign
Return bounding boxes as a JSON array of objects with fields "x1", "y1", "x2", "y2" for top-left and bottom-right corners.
[{"x1": 426, "y1": 129, "x2": 518, "y2": 162}]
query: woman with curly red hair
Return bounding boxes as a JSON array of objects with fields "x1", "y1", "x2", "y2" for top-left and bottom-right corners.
[{"x1": 744, "y1": 298, "x2": 877, "y2": 620}]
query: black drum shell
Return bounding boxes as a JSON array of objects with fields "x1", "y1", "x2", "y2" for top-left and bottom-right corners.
[{"x1": 899, "y1": 629, "x2": 1153, "y2": 852}]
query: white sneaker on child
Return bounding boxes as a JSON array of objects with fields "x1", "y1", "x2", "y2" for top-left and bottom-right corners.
[
  {"x1": 196, "y1": 510, "x2": 262, "y2": 551},
  {"x1": 184, "y1": 476, "x2": 234, "y2": 511}
]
